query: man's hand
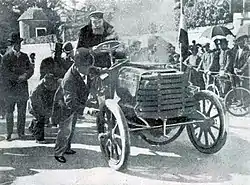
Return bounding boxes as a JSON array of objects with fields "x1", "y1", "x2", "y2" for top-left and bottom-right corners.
[{"x1": 17, "y1": 73, "x2": 27, "y2": 83}]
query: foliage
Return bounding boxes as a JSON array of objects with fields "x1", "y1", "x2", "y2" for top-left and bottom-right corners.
[
  {"x1": 174, "y1": 0, "x2": 233, "y2": 30},
  {"x1": 0, "y1": 0, "x2": 61, "y2": 49}
]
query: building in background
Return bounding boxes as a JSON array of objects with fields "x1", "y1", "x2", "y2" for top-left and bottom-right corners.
[{"x1": 18, "y1": 7, "x2": 48, "y2": 41}]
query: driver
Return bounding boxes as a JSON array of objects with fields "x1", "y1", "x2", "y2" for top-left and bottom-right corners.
[{"x1": 76, "y1": 11, "x2": 119, "y2": 68}]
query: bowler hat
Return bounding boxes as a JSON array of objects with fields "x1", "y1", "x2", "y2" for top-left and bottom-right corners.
[
  {"x1": 63, "y1": 42, "x2": 73, "y2": 53},
  {"x1": 8, "y1": 32, "x2": 23, "y2": 44},
  {"x1": 89, "y1": 11, "x2": 104, "y2": 19}
]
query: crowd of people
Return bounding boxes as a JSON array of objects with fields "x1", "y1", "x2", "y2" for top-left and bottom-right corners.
[
  {"x1": 183, "y1": 36, "x2": 250, "y2": 98},
  {"x1": 0, "y1": 9, "x2": 250, "y2": 165}
]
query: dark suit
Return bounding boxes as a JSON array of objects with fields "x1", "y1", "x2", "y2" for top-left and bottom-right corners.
[
  {"x1": 53, "y1": 64, "x2": 89, "y2": 156},
  {"x1": 1, "y1": 49, "x2": 34, "y2": 136},
  {"x1": 209, "y1": 48, "x2": 233, "y2": 96},
  {"x1": 233, "y1": 46, "x2": 250, "y2": 89},
  {"x1": 0, "y1": 54, "x2": 6, "y2": 118}
]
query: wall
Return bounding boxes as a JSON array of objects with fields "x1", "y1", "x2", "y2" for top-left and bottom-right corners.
[{"x1": 28, "y1": 20, "x2": 48, "y2": 38}]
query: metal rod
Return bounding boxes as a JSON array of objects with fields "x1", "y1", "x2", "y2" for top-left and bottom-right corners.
[{"x1": 129, "y1": 119, "x2": 205, "y2": 132}]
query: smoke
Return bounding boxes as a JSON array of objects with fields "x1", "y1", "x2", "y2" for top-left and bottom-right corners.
[{"x1": 111, "y1": 0, "x2": 176, "y2": 37}]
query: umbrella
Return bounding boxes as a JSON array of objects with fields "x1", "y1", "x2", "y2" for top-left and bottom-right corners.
[
  {"x1": 200, "y1": 25, "x2": 234, "y2": 39},
  {"x1": 235, "y1": 23, "x2": 250, "y2": 40}
]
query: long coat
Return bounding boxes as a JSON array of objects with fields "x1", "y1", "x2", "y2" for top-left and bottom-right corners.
[
  {"x1": 51, "y1": 64, "x2": 89, "y2": 124},
  {"x1": 233, "y1": 46, "x2": 250, "y2": 89},
  {"x1": 0, "y1": 50, "x2": 34, "y2": 100},
  {"x1": 233, "y1": 46, "x2": 250, "y2": 76}
]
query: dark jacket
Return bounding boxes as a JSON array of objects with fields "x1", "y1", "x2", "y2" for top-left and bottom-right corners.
[
  {"x1": 29, "y1": 79, "x2": 57, "y2": 118},
  {"x1": 233, "y1": 46, "x2": 250, "y2": 76},
  {"x1": 76, "y1": 21, "x2": 117, "y2": 68},
  {"x1": 51, "y1": 64, "x2": 89, "y2": 122},
  {"x1": 0, "y1": 49, "x2": 34, "y2": 100},
  {"x1": 77, "y1": 21, "x2": 115, "y2": 49},
  {"x1": 209, "y1": 49, "x2": 233, "y2": 73}
]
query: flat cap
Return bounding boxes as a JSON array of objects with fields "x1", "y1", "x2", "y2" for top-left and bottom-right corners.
[{"x1": 89, "y1": 11, "x2": 104, "y2": 19}]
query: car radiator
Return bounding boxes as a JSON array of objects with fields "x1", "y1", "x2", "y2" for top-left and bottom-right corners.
[{"x1": 136, "y1": 70, "x2": 197, "y2": 119}]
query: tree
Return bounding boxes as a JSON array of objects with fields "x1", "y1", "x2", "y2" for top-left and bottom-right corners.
[{"x1": 0, "y1": 0, "x2": 62, "y2": 49}]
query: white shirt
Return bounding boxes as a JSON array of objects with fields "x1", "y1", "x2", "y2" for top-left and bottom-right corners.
[{"x1": 238, "y1": 47, "x2": 243, "y2": 59}]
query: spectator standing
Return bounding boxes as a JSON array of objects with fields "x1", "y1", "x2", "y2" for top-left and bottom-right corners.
[
  {"x1": 197, "y1": 43, "x2": 213, "y2": 86},
  {"x1": 184, "y1": 46, "x2": 205, "y2": 89},
  {"x1": 233, "y1": 36, "x2": 250, "y2": 89},
  {"x1": 0, "y1": 53, "x2": 6, "y2": 119},
  {"x1": 53, "y1": 48, "x2": 92, "y2": 163},
  {"x1": 209, "y1": 39, "x2": 233, "y2": 97},
  {"x1": 62, "y1": 41, "x2": 74, "y2": 71},
  {"x1": 28, "y1": 74, "x2": 59, "y2": 143},
  {"x1": 0, "y1": 32, "x2": 34, "y2": 141}
]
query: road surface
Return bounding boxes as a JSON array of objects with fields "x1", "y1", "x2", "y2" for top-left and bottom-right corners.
[{"x1": 0, "y1": 114, "x2": 250, "y2": 185}]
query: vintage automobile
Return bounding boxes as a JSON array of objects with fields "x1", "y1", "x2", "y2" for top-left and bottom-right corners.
[{"x1": 92, "y1": 40, "x2": 227, "y2": 171}]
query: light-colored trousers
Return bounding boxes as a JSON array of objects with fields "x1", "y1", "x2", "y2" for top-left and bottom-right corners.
[{"x1": 54, "y1": 112, "x2": 77, "y2": 156}]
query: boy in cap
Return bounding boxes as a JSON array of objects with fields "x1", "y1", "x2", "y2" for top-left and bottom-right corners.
[
  {"x1": 53, "y1": 47, "x2": 93, "y2": 163},
  {"x1": 28, "y1": 73, "x2": 59, "y2": 143},
  {"x1": 1, "y1": 32, "x2": 34, "y2": 141}
]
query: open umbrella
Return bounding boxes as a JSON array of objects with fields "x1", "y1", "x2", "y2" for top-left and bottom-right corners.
[
  {"x1": 200, "y1": 25, "x2": 234, "y2": 39},
  {"x1": 235, "y1": 23, "x2": 250, "y2": 40}
]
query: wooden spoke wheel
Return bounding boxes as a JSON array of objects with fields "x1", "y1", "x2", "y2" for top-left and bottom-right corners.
[
  {"x1": 187, "y1": 90, "x2": 227, "y2": 154},
  {"x1": 96, "y1": 100, "x2": 130, "y2": 171},
  {"x1": 224, "y1": 87, "x2": 250, "y2": 117}
]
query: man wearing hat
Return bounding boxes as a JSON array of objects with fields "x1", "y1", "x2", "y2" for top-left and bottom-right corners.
[
  {"x1": 197, "y1": 43, "x2": 212, "y2": 86},
  {"x1": 53, "y1": 48, "x2": 93, "y2": 163},
  {"x1": 232, "y1": 36, "x2": 250, "y2": 89},
  {"x1": 0, "y1": 32, "x2": 34, "y2": 141},
  {"x1": 28, "y1": 73, "x2": 59, "y2": 143},
  {"x1": 76, "y1": 10, "x2": 118, "y2": 68},
  {"x1": 62, "y1": 41, "x2": 74, "y2": 71},
  {"x1": 209, "y1": 38, "x2": 234, "y2": 96}
]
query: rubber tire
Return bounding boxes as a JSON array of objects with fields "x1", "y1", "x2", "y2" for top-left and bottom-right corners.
[
  {"x1": 187, "y1": 90, "x2": 227, "y2": 154},
  {"x1": 224, "y1": 87, "x2": 250, "y2": 117},
  {"x1": 97, "y1": 99, "x2": 130, "y2": 171}
]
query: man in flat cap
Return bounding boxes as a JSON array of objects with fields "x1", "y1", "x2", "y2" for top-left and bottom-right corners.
[
  {"x1": 76, "y1": 10, "x2": 118, "y2": 68},
  {"x1": 0, "y1": 32, "x2": 34, "y2": 141},
  {"x1": 53, "y1": 48, "x2": 93, "y2": 163}
]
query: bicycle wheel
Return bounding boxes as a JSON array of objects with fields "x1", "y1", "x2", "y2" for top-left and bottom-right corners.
[{"x1": 224, "y1": 87, "x2": 250, "y2": 117}]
